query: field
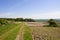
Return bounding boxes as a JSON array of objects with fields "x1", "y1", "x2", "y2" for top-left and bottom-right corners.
[
  {"x1": 0, "y1": 22, "x2": 60, "y2": 40},
  {"x1": 0, "y1": 22, "x2": 22, "y2": 40},
  {"x1": 25, "y1": 22, "x2": 60, "y2": 40}
]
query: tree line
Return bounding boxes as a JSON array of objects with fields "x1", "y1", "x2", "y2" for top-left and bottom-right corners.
[
  {"x1": 0, "y1": 18, "x2": 35, "y2": 25},
  {"x1": 6, "y1": 18, "x2": 35, "y2": 22},
  {"x1": 0, "y1": 18, "x2": 59, "y2": 27}
]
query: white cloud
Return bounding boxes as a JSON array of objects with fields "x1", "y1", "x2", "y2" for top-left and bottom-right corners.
[
  {"x1": 0, "y1": 13, "x2": 11, "y2": 17},
  {"x1": 31, "y1": 11, "x2": 60, "y2": 19},
  {"x1": 0, "y1": 11, "x2": 60, "y2": 19}
]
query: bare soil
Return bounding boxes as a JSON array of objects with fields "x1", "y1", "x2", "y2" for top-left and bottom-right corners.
[{"x1": 25, "y1": 22, "x2": 48, "y2": 27}]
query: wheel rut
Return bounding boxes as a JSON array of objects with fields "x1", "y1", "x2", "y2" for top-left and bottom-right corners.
[{"x1": 15, "y1": 23, "x2": 25, "y2": 40}]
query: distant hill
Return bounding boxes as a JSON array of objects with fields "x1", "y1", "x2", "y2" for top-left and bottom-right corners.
[
  {"x1": 35, "y1": 19, "x2": 49, "y2": 22},
  {"x1": 55, "y1": 19, "x2": 60, "y2": 25},
  {"x1": 35, "y1": 19, "x2": 60, "y2": 22}
]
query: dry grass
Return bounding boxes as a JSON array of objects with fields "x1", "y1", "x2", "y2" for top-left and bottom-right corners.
[
  {"x1": 31, "y1": 27, "x2": 60, "y2": 40},
  {"x1": 25, "y1": 22, "x2": 60, "y2": 40}
]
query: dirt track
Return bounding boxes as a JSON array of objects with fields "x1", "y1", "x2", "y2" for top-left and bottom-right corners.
[{"x1": 15, "y1": 24, "x2": 24, "y2": 40}]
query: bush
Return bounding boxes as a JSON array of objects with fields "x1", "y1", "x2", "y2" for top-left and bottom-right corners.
[
  {"x1": 0, "y1": 18, "x2": 8, "y2": 25},
  {"x1": 48, "y1": 19, "x2": 58, "y2": 27}
]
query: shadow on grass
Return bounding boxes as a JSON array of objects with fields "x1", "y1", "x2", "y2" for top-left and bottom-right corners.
[{"x1": 43, "y1": 25, "x2": 60, "y2": 27}]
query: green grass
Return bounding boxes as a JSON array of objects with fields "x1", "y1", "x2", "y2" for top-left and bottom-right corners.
[
  {"x1": 0, "y1": 22, "x2": 22, "y2": 40},
  {"x1": 23, "y1": 26, "x2": 33, "y2": 40},
  {"x1": 0, "y1": 23, "x2": 19, "y2": 36},
  {"x1": 3, "y1": 25, "x2": 20, "y2": 40}
]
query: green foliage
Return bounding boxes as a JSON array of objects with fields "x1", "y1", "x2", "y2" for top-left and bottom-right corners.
[
  {"x1": 48, "y1": 19, "x2": 58, "y2": 27},
  {"x1": 24, "y1": 18, "x2": 35, "y2": 22},
  {"x1": 15, "y1": 18, "x2": 35, "y2": 22},
  {"x1": 15, "y1": 18, "x2": 24, "y2": 21},
  {"x1": 0, "y1": 18, "x2": 35, "y2": 22},
  {"x1": 0, "y1": 18, "x2": 8, "y2": 25}
]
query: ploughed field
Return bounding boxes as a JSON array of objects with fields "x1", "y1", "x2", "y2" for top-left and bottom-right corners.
[
  {"x1": 25, "y1": 22, "x2": 60, "y2": 40},
  {"x1": 0, "y1": 22, "x2": 60, "y2": 40}
]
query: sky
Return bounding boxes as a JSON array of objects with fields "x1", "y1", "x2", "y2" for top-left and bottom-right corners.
[{"x1": 0, "y1": 0, "x2": 60, "y2": 19}]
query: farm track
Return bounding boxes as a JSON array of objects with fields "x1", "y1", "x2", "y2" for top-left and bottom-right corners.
[
  {"x1": 15, "y1": 22, "x2": 33, "y2": 40},
  {"x1": 0, "y1": 22, "x2": 33, "y2": 40},
  {"x1": 15, "y1": 23, "x2": 24, "y2": 40}
]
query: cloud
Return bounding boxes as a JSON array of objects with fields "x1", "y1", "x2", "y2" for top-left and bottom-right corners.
[
  {"x1": 0, "y1": 13, "x2": 11, "y2": 18},
  {"x1": 0, "y1": 11, "x2": 60, "y2": 19},
  {"x1": 31, "y1": 11, "x2": 60, "y2": 19}
]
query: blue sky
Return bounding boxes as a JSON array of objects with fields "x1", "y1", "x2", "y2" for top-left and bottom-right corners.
[{"x1": 0, "y1": 0, "x2": 60, "y2": 19}]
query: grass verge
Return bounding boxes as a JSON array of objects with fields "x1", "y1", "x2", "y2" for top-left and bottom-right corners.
[
  {"x1": 23, "y1": 26, "x2": 33, "y2": 40},
  {"x1": 3, "y1": 25, "x2": 20, "y2": 40},
  {"x1": 0, "y1": 23, "x2": 22, "y2": 40},
  {"x1": 0, "y1": 23, "x2": 19, "y2": 36}
]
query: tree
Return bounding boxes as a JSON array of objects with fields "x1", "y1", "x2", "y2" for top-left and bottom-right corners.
[{"x1": 48, "y1": 19, "x2": 58, "y2": 27}]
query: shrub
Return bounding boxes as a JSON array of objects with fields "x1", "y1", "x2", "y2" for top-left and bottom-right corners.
[
  {"x1": 0, "y1": 18, "x2": 8, "y2": 25},
  {"x1": 48, "y1": 19, "x2": 58, "y2": 27}
]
